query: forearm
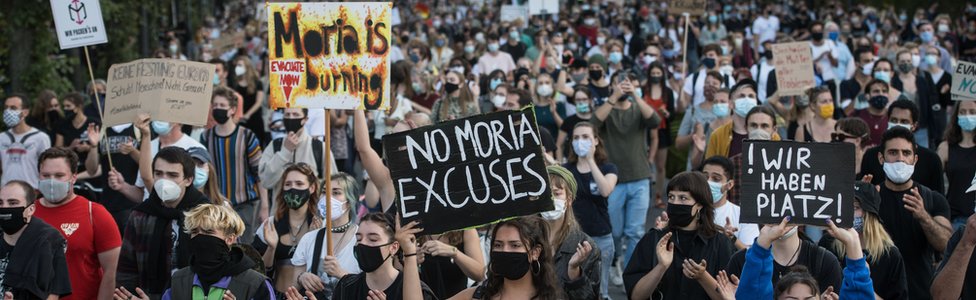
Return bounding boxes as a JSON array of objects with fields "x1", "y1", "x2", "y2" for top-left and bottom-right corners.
[
  {"x1": 920, "y1": 216, "x2": 952, "y2": 251},
  {"x1": 634, "y1": 97, "x2": 657, "y2": 120},
  {"x1": 402, "y1": 256, "x2": 423, "y2": 300},
  {"x1": 594, "y1": 103, "x2": 613, "y2": 121},
  {"x1": 588, "y1": 160, "x2": 615, "y2": 197},
  {"x1": 453, "y1": 252, "x2": 487, "y2": 281},
  {"x1": 675, "y1": 134, "x2": 693, "y2": 150},
  {"x1": 85, "y1": 148, "x2": 100, "y2": 176},
  {"x1": 630, "y1": 264, "x2": 669, "y2": 300},
  {"x1": 696, "y1": 273, "x2": 723, "y2": 300},
  {"x1": 98, "y1": 271, "x2": 115, "y2": 300},
  {"x1": 138, "y1": 136, "x2": 153, "y2": 189},
  {"x1": 262, "y1": 246, "x2": 276, "y2": 268},
  {"x1": 931, "y1": 243, "x2": 974, "y2": 300},
  {"x1": 118, "y1": 183, "x2": 145, "y2": 203}
]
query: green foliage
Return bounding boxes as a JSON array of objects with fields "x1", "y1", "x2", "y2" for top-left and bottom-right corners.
[{"x1": 0, "y1": 0, "x2": 76, "y2": 96}]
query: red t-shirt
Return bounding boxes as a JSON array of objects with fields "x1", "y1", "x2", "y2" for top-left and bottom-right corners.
[
  {"x1": 34, "y1": 195, "x2": 122, "y2": 300},
  {"x1": 645, "y1": 96, "x2": 667, "y2": 129}
]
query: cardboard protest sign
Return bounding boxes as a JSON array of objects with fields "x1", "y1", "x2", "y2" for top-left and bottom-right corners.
[
  {"x1": 267, "y1": 2, "x2": 392, "y2": 110},
  {"x1": 501, "y1": 5, "x2": 530, "y2": 23},
  {"x1": 528, "y1": 0, "x2": 559, "y2": 15},
  {"x1": 383, "y1": 109, "x2": 553, "y2": 235},
  {"x1": 952, "y1": 61, "x2": 976, "y2": 101},
  {"x1": 103, "y1": 59, "x2": 216, "y2": 127},
  {"x1": 772, "y1": 42, "x2": 816, "y2": 96},
  {"x1": 211, "y1": 31, "x2": 245, "y2": 53},
  {"x1": 669, "y1": 0, "x2": 707, "y2": 16},
  {"x1": 50, "y1": 0, "x2": 108, "y2": 49},
  {"x1": 739, "y1": 141, "x2": 856, "y2": 227}
]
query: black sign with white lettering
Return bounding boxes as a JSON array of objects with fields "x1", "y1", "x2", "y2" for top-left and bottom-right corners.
[
  {"x1": 382, "y1": 108, "x2": 552, "y2": 235},
  {"x1": 739, "y1": 141, "x2": 855, "y2": 227}
]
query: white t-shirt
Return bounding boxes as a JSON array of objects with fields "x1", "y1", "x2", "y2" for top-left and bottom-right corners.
[
  {"x1": 291, "y1": 227, "x2": 361, "y2": 283},
  {"x1": 134, "y1": 135, "x2": 206, "y2": 199},
  {"x1": 712, "y1": 201, "x2": 760, "y2": 247},
  {"x1": 810, "y1": 40, "x2": 838, "y2": 81},
  {"x1": 751, "y1": 61, "x2": 776, "y2": 102},
  {"x1": 683, "y1": 69, "x2": 736, "y2": 106},
  {"x1": 0, "y1": 128, "x2": 51, "y2": 188},
  {"x1": 752, "y1": 16, "x2": 780, "y2": 50}
]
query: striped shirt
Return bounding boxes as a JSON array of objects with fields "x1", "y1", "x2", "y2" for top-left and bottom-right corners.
[{"x1": 201, "y1": 125, "x2": 262, "y2": 205}]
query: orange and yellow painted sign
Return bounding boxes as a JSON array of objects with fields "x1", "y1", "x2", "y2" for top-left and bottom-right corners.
[{"x1": 267, "y1": 2, "x2": 391, "y2": 110}]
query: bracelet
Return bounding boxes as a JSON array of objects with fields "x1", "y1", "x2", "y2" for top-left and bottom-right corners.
[{"x1": 404, "y1": 252, "x2": 418, "y2": 257}]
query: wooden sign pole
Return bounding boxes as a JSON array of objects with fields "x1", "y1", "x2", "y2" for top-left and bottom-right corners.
[
  {"x1": 324, "y1": 108, "x2": 334, "y2": 255},
  {"x1": 83, "y1": 46, "x2": 114, "y2": 170}
]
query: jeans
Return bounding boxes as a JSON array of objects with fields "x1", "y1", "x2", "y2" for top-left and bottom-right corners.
[
  {"x1": 592, "y1": 233, "x2": 615, "y2": 298},
  {"x1": 235, "y1": 200, "x2": 260, "y2": 244},
  {"x1": 609, "y1": 178, "x2": 651, "y2": 267},
  {"x1": 953, "y1": 216, "x2": 970, "y2": 231},
  {"x1": 914, "y1": 127, "x2": 930, "y2": 149}
]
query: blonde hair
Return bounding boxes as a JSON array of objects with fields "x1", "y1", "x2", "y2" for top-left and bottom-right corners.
[
  {"x1": 183, "y1": 204, "x2": 246, "y2": 238},
  {"x1": 831, "y1": 213, "x2": 895, "y2": 261},
  {"x1": 547, "y1": 174, "x2": 580, "y2": 254}
]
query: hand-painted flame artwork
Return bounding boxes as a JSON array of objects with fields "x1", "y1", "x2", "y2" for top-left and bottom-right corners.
[{"x1": 267, "y1": 2, "x2": 391, "y2": 111}]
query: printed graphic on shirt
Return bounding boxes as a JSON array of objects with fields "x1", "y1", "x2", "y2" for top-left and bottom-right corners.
[
  {"x1": 2, "y1": 142, "x2": 29, "y2": 164},
  {"x1": 100, "y1": 135, "x2": 136, "y2": 155},
  {"x1": 60, "y1": 223, "x2": 80, "y2": 236}
]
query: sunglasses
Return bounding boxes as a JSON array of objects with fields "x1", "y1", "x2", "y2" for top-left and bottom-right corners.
[{"x1": 830, "y1": 132, "x2": 861, "y2": 142}]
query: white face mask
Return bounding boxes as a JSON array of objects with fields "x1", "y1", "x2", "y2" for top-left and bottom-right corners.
[
  {"x1": 154, "y1": 179, "x2": 183, "y2": 202},
  {"x1": 234, "y1": 65, "x2": 246, "y2": 76},
  {"x1": 883, "y1": 161, "x2": 915, "y2": 184},
  {"x1": 536, "y1": 84, "x2": 554, "y2": 97},
  {"x1": 778, "y1": 226, "x2": 798, "y2": 240},
  {"x1": 540, "y1": 198, "x2": 567, "y2": 220},
  {"x1": 887, "y1": 122, "x2": 911, "y2": 131},
  {"x1": 318, "y1": 196, "x2": 348, "y2": 221},
  {"x1": 492, "y1": 95, "x2": 507, "y2": 108},
  {"x1": 911, "y1": 54, "x2": 921, "y2": 68}
]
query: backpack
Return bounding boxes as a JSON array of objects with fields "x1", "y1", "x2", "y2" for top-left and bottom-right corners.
[
  {"x1": 272, "y1": 137, "x2": 325, "y2": 177},
  {"x1": 3, "y1": 130, "x2": 42, "y2": 146}
]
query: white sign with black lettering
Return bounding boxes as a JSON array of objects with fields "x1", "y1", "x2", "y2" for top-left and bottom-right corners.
[{"x1": 50, "y1": 0, "x2": 108, "y2": 49}]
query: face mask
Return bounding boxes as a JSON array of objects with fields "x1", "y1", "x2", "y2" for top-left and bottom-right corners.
[
  {"x1": 958, "y1": 115, "x2": 976, "y2": 131},
  {"x1": 828, "y1": 31, "x2": 840, "y2": 41},
  {"x1": 62, "y1": 110, "x2": 76, "y2": 121},
  {"x1": 354, "y1": 242, "x2": 394, "y2": 272},
  {"x1": 708, "y1": 15, "x2": 718, "y2": 23},
  {"x1": 910, "y1": 55, "x2": 921, "y2": 68},
  {"x1": 568, "y1": 42, "x2": 578, "y2": 50},
  {"x1": 720, "y1": 46, "x2": 730, "y2": 56},
  {"x1": 169, "y1": 44, "x2": 179, "y2": 53},
  {"x1": 719, "y1": 65, "x2": 734, "y2": 76},
  {"x1": 734, "y1": 38, "x2": 744, "y2": 49},
  {"x1": 596, "y1": 36, "x2": 607, "y2": 45},
  {"x1": 584, "y1": 18, "x2": 596, "y2": 26},
  {"x1": 648, "y1": 76, "x2": 664, "y2": 84},
  {"x1": 464, "y1": 45, "x2": 476, "y2": 54},
  {"x1": 572, "y1": 139, "x2": 593, "y2": 157},
  {"x1": 490, "y1": 78, "x2": 504, "y2": 91},
  {"x1": 708, "y1": 181, "x2": 725, "y2": 203},
  {"x1": 412, "y1": 82, "x2": 424, "y2": 93},
  {"x1": 3, "y1": 109, "x2": 20, "y2": 128},
  {"x1": 540, "y1": 198, "x2": 566, "y2": 220},
  {"x1": 589, "y1": 70, "x2": 603, "y2": 80},
  {"x1": 39, "y1": 179, "x2": 72, "y2": 203},
  {"x1": 779, "y1": 226, "x2": 798, "y2": 240},
  {"x1": 211, "y1": 108, "x2": 230, "y2": 124},
  {"x1": 487, "y1": 43, "x2": 500, "y2": 52},
  {"x1": 283, "y1": 118, "x2": 303, "y2": 133},
  {"x1": 444, "y1": 82, "x2": 460, "y2": 94},
  {"x1": 666, "y1": 203, "x2": 696, "y2": 227},
  {"x1": 152, "y1": 121, "x2": 172, "y2": 135},
  {"x1": 212, "y1": 73, "x2": 221, "y2": 85},
  {"x1": 490, "y1": 251, "x2": 531, "y2": 280},
  {"x1": 873, "y1": 71, "x2": 891, "y2": 83},
  {"x1": 861, "y1": 62, "x2": 874, "y2": 76},
  {"x1": 409, "y1": 53, "x2": 421, "y2": 63},
  {"x1": 818, "y1": 103, "x2": 835, "y2": 119},
  {"x1": 883, "y1": 161, "x2": 915, "y2": 184},
  {"x1": 154, "y1": 178, "x2": 183, "y2": 202},
  {"x1": 712, "y1": 103, "x2": 730, "y2": 117},
  {"x1": 897, "y1": 63, "x2": 914, "y2": 74},
  {"x1": 282, "y1": 188, "x2": 311, "y2": 209},
  {"x1": 234, "y1": 65, "x2": 246, "y2": 76},
  {"x1": 318, "y1": 196, "x2": 348, "y2": 221},
  {"x1": 574, "y1": 101, "x2": 591, "y2": 114},
  {"x1": 702, "y1": 57, "x2": 717, "y2": 69},
  {"x1": 193, "y1": 167, "x2": 208, "y2": 189},
  {"x1": 536, "y1": 84, "x2": 554, "y2": 97},
  {"x1": 733, "y1": 97, "x2": 757, "y2": 117},
  {"x1": 0, "y1": 207, "x2": 27, "y2": 235},
  {"x1": 920, "y1": 31, "x2": 934, "y2": 43},
  {"x1": 924, "y1": 54, "x2": 938, "y2": 66},
  {"x1": 869, "y1": 95, "x2": 888, "y2": 109},
  {"x1": 663, "y1": 49, "x2": 677, "y2": 58},
  {"x1": 938, "y1": 24, "x2": 950, "y2": 33},
  {"x1": 887, "y1": 122, "x2": 911, "y2": 131},
  {"x1": 643, "y1": 55, "x2": 657, "y2": 66},
  {"x1": 852, "y1": 216, "x2": 864, "y2": 232},
  {"x1": 608, "y1": 52, "x2": 623, "y2": 64},
  {"x1": 509, "y1": 31, "x2": 520, "y2": 41},
  {"x1": 189, "y1": 235, "x2": 230, "y2": 274},
  {"x1": 811, "y1": 32, "x2": 824, "y2": 41},
  {"x1": 492, "y1": 95, "x2": 508, "y2": 108},
  {"x1": 475, "y1": 33, "x2": 486, "y2": 44},
  {"x1": 433, "y1": 20, "x2": 443, "y2": 28}
]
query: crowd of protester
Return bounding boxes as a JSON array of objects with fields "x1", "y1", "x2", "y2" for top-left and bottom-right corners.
[{"x1": 2, "y1": 0, "x2": 976, "y2": 299}]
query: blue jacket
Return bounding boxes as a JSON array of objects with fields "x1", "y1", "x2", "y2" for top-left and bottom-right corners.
[{"x1": 736, "y1": 241, "x2": 875, "y2": 300}]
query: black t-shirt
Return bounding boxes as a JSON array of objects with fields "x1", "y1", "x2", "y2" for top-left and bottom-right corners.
[
  {"x1": 54, "y1": 118, "x2": 100, "y2": 174},
  {"x1": 0, "y1": 239, "x2": 45, "y2": 300},
  {"x1": 878, "y1": 183, "x2": 950, "y2": 300},
  {"x1": 564, "y1": 162, "x2": 617, "y2": 237},
  {"x1": 623, "y1": 229, "x2": 735, "y2": 300},
  {"x1": 725, "y1": 240, "x2": 843, "y2": 294},
  {"x1": 946, "y1": 144, "x2": 976, "y2": 219},
  {"x1": 859, "y1": 145, "x2": 945, "y2": 195},
  {"x1": 333, "y1": 272, "x2": 436, "y2": 300},
  {"x1": 95, "y1": 125, "x2": 141, "y2": 213},
  {"x1": 840, "y1": 78, "x2": 863, "y2": 103},
  {"x1": 420, "y1": 247, "x2": 467, "y2": 299},
  {"x1": 817, "y1": 235, "x2": 909, "y2": 300},
  {"x1": 935, "y1": 226, "x2": 976, "y2": 299}
]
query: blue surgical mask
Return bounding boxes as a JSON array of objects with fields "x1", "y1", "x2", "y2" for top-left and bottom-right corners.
[
  {"x1": 490, "y1": 78, "x2": 503, "y2": 91},
  {"x1": 873, "y1": 71, "x2": 891, "y2": 83},
  {"x1": 708, "y1": 15, "x2": 718, "y2": 23},
  {"x1": 924, "y1": 55, "x2": 938, "y2": 66},
  {"x1": 958, "y1": 115, "x2": 976, "y2": 131},
  {"x1": 712, "y1": 103, "x2": 730, "y2": 117},
  {"x1": 828, "y1": 31, "x2": 840, "y2": 41},
  {"x1": 576, "y1": 102, "x2": 591, "y2": 114},
  {"x1": 609, "y1": 51, "x2": 623, "y2": 64},
  {"x1": 852, "y1": 216, "x2": 864, "y2": 232},
  {"x1": 572, "y1": 139, "x2": 593, "y2": 157},
  {"x1": 212, "y1": 73, "x2": 220, "y2": 85},
  {"x1": 733, "y1": 97, "x2": 757, "y2": 117},
  {"x1": 193, "y1": 167, "x2": 209, "y2": 189},
  {"x1": 708, "y1": 180, "x2": 725, "y2": 203},
  {"x1": 920, "y1": 31, "x2": 934, "y2": 43},
  {"x1": 152, "y1": 121, "x2": 172, "y2": 135}
]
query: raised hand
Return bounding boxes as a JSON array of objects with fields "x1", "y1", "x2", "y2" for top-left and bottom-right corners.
[
  {"x1": 656, "y1": 232, "x2": 675, "y2": 267},
  {"x1": 715, "y1": 271, "x2": 739, "y2": 300},
  {"x1": 263, "y1": 217, "x2": 279, "y2": 248},
  {"x1": 395, "y1": 215, "x2": 422, "y2": 255},
  {"x1": 86, "y1": 123, "x2": 101, "y2": 147},
  {"x1": 681, "y1": 258, "x2": 708, "y2": 279},
  {"x1": 757, "y1": 217, "x2": 793, "y2": 249},
  {"x1": 902, "y1": 187, "x2": 928, "y2": 220},
  {"x1": 568, "y1": 241, "x2": 593, "y2": 271},
  {"x1": 655, "y1": 212, "x2": 669, "y2": 230},
  {"x1": 723, "y1": 217, "x2": 739, "y2": 238}
]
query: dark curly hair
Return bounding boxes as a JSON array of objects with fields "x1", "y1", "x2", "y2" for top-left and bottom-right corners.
[{"x1": 483, "y1": 216, "x2": 563, "y2": 300}]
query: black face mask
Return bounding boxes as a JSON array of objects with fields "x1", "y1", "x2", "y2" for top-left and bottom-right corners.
[
  {"x1": 0, "y1": 206, "x2": 27, "y2": 235},
  {"x1": 563, "y1": 54, "x2": 573, "y2": 65},
  {"x1": 701, "y1": 57, "x2": 717, "y2": 69},
  {"x1": 764, "y1": 51, "x2": 773, "y2": 60},
  {"x1": 869, "y1": 95, "x2": 888, "y2": 109},
  {"x1": 354, "y1": 242, "x2": 394, "y2": 272},
  {"x1": 189, "y1": 235, "x2": 231, "y2": 276},
  {"x1": 64, "y1": 110, "x2": 78, "y2": 121},
  {"x1": 666, "y1": 203, "x2": 696, "y2": 228},
  {"x1": 47, "y1": 110, "x2": 63, "y2": 122},
  {"x1": 283, "y1": 118, "x2": 304, "y2": 133},
  {"x1": 589, "y1": 69, "x2": 604, "y2": 80},
  {"x1": 212, "y1": 108, "x2": 230, "y2": 124},
  {"x1": 649, "y1": 76, "x2": 664, "y2": 84},
  {"x1": 282, "y1": 188, "x2": 310, "y2": 209},
  {"x1": 444, "y1": 82, "x2": 460, "y2": 94},
  {"x1": 811, "y1": 32, "x2": 824, "y2": 41},
  {"x1": 490, "y1": 251, "x2": 531, "y2": 280}
]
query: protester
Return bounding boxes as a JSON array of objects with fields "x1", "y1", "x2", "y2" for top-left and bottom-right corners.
[
  {"x1": 728, "y1": 106, "x2": 779, "y2": 205},
  {"x1": 30, "y1": 147, "x2": 120, "y2": 300},
  {"x1": 259, "y1": 108, "x2": 337, "y2": 188},
  {"x1": 129, "y1": 113, "x2": 205, "y2": 203},
  {"x1": 543, "y1": 165, "x2": 601, "y2": 299},
  {"x1": 530, "y1": 73, "x2": 568, "y2": 137},
  {"x1": 229, "y1": 56, "x2": 268, "y2": 145},
  {"x1": 937, "y1": 100, "x2": 976, "y2": 228},
  {"x1": 556, "y1": 88, "x2": 594, "y2": 162},
  {"x1": 677, "y1": 72, "x2": 730, "y2": 166},
  {"x1": 0, "y1": 180, "x2": 71, "y2": 299},
  {"x1": 931, "y1": 214, "x2": 976, "y2": 299},
  {"x1": 353, "y1": 109, "x2": 431, "y2": 213},
  {"x1": 53, "y1": 92, "x2": 98, "y2": 177},
  {"x1": 0, "y1": 94, "x2": 51, "y2": 188},
  {"x1": 700, "y1": 156, "x2": 760, "y2": 250},
  {"x1": 85, "y1": 121, "x2": 142, "y2": 232},
  {"x1": 186, "y1": 146, "x2": 228, "y2": 206},
  {"x1": 892, "y1": 49, "x2": 941, "y2": 148},
  {"x1": 704, "y1": 79, "x2": 771, "y2": 159},
  {"x1": 794, "y1": 87, "x2": 837, "y2": 143},
  {"x1": 681, "y1": 44, "x2": 736, "y2": 110},
  {"x1": 860, "y1": 100, "x2": 945, "y2": 194},
  {"x1": 25, "y1": 90, "x2": 61, "y2": 145}
]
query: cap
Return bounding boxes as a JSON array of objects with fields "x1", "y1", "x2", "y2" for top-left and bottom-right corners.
[
  {"x1": 546, "y1": 165, "x2": 577, "y2": 196},
  {"x1": 187, "y1": 147, "x2": 212, "y2": 165},
  {"x1": 730, "y1": 78, "x2": 757, "y2": 96},
  {"x1": 588, "y1": 54, "x2": 607, "y2": 70},
  {"x1": 854, "y1": 181, "x2": 880, "y2": 216}
]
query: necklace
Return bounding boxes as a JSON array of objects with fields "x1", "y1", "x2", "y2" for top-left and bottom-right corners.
[
  {"x1": 287, "y1": 220, "x2": 306, "y2": 256},
  {"x1": 777, "y1": 243, "x2": 803, "y2": 278},
  {"x1": 332, "y1": 222, "x2": 353, "y2": 233}
]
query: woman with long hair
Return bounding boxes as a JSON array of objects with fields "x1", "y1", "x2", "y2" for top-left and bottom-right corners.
[
  {"x1": 230, "y1": 56, "x2": 268, "y2": 144},
  {"x1": 563, "y1": 122, "x2": 618, "y2": 298},
  {"x1": 54, "y1": 92, "x2": 96, "y2": 178},
  {"x1": 623, "y1": 172, "x2": 734, "y2": 300},
  {"x1": 543, "y1": 165, "x2": 602, "y2": 299},
  {"x1": 431, "y1": 71, "x2": 480, "y2": 123},
  {"x1": 449, "y1": 216, "x2": 562, "y2": 300},
  {"x1": 417, "y1": 228, "x2": 485, "y2": 299},
  {"x1": 643, "y1": 62, "x2": 675, "y2": 204},
  {"x1": 937, "y1": 100, "x2": 976, "y2": 228},
  {"x1": 794, "y1": 86, "x2": 837, "y2": 142},
  {"x1": 185, "y1": 147, "x2": 229, "y2": 207},
  {"x1": 819, "y1": 182, "x2": 907, "y2": 300},
  {"x1": 254, "y1": 163, "x2": 322, "y2": 297},
  {"x1": 531, "y1": 72, "x2": 567, "y2": 136},
  {"x1": 26, "y1": 89, "x2": 61, "y2": 144}
]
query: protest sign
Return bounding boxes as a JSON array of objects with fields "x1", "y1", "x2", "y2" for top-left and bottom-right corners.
[
  {"x1": 528, "y1": 0, "x2": 559, "y2": 15},
  {"x1": 50, "y1": 0, "x2": 108, "y2": 49},
  {"x1": 772, "y1": 42, "x2": 816, "y2": 96},
  {"x1": 383, "y1": 109, "x2": 553, "y2": 235},
  {"x1": 952, "y1": 61, "x2": 976, "y2": 101},
  {"x1": 669, "y1": 0, "x2": 707, "y2": 16},
  {"x1": 739, "y1": 141, "x2": 855, "y2": 227},
  {"x1": 392, "y1": 7, "x2": 402, "y2": 26},
  {"x1": 103, "y1": 59, "x2": 216, "y2": 127},
  {"x1": 211, "y1": 31, "x2": 245, "y2": 53},
  {"x1": 501, "y1": 5, "x2": 530, "y2": 23},
  {"x1": 267, "y1": 2, "x2": 392, "y2": 110}
]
